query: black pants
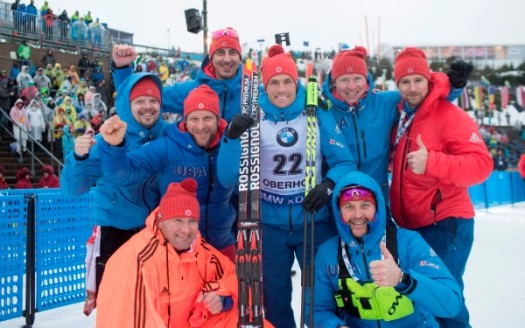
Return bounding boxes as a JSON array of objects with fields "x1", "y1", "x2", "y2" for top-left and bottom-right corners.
[{"x1": 95, "y1": 226, "x2": 141, "y2": 292}]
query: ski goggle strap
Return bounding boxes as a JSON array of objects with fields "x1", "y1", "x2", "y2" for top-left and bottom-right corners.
[
  {"x1": 338, "y1": 185, "x2": 377, "y2": 208},
  {"x1": 211, "y1": 27, "x2": 239, "y2": 40}
]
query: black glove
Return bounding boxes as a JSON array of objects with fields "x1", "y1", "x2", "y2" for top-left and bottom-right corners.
[
  {"x1": 226, "y1": 113, "x2": 255, "y2": 139},
  {"x1": 302, "y1": 180, "x2": 335, "y2": 213},
  {"x1": 447, "y1": 60, "x2": 473, "y2": 88}
]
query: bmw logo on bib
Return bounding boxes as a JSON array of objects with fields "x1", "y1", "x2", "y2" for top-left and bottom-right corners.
[{"x1": 276, "y1": 127, "x2": 298, "y2": 147}]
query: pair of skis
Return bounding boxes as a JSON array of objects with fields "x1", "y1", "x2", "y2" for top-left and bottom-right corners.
[{"x1": 237, "y1": 69, "x2": 263, "y2": 328}]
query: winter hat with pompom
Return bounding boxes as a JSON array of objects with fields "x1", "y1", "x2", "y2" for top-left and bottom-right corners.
[
  {"x1": 261, "y1": 44, "x2": 298, "y2": 89},
  {"x1": 156, "y1": 178, "x2": 200, "y2": 222},
  {"x1": 394, "y1": 47, "x2": 430, "y2": 84},
  {"x1": 183, "y1": 84, "x2": 220, "y2": 117},
  {"x1": 331, "y1": 46, "x2": 369, "y2": 81}
]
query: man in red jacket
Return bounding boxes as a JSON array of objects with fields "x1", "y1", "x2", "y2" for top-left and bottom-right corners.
[{"x1": 389, "y1": 47, "x2": 492, "y2": 328}]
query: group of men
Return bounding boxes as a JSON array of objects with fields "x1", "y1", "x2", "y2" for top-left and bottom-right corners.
[{"x1": 61, "y1": 26, "x2": 492, "y2": 328}]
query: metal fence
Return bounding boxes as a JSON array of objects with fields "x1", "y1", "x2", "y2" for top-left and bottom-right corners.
[{"x1": 0, "y1": 171, "x2": 524, "y2": 326}]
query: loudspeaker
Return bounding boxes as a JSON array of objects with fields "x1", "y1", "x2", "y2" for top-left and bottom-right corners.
[{"x1": 185, "y1": 9, "x2": 202, "y2": 34}]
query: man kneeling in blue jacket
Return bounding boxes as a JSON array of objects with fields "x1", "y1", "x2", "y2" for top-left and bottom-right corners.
[{"x1": 305, "y1": 171, "x2": 462, "y2": 327}]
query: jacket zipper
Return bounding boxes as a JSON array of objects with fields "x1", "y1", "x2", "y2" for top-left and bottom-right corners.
[
  {"x1": 350, "y1": 111, "x2": 361, "y2": 170},
  {"x1": 221, "y1": 84, "x2": 228, "y2": 119},
  {"x1": 398, "y1": 126, "x2": 412, "y2": 227},
  {"x1": 204, "y1": 151, "x2": 214, "y2": 240}
]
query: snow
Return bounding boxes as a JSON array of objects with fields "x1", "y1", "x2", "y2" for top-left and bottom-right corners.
[{"x1": 1, "y1": 203, "x2": 524, "y2": 327}]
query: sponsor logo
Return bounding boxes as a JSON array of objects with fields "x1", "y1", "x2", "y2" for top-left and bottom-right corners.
[
  {"x1": 276, "y1": 127, "x2": 298, "y2": 147},
  {"x1": 328, "y1": 138, "x2": 344, "y2": 148},
  {"x1": 419, "y1": 260, "x2": 440, "y2": 270}
]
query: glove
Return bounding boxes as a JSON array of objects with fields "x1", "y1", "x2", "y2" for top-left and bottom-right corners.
[
  {"x1": 447, "y1": 60, "x2": 473, "y2": 88},
  {"x1": 302, "y1": 180, "x2": 335, "y2": 213},
  {"x1": 226, "y1": 113, "x2": 255, "y2": 139}
]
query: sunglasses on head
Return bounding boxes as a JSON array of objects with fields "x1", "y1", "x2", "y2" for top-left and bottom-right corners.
[
  {"x1": 338, "y1": 185, "x2": 374, "y2": 206},
  {"x1": 211, "y1": 27, "x2": 239, "y2": 40}
]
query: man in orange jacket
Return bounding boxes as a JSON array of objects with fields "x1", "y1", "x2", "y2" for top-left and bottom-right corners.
[{"x1": 96, "y1": 178, "x2": 238, "y2": 327}]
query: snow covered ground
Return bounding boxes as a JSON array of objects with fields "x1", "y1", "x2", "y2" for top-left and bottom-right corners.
[{"x1": 1, "y1": 203, "x2": 524, "y2": 327}]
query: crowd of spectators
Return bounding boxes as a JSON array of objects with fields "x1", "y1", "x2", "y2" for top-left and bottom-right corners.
[{"x1": 10, "y1": 0, "x2": 107, "y2": 48}]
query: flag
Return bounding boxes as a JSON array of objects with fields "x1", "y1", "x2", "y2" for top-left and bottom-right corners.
[
  {"x1": 500, "y1": 86, "x2": 509, "y2": 109},
  {"x1": 305, "y1": 62, "x2": 313, "y2": 79},
  {"x1": 488, "y1": 85, "x2": 496, "y2": 110},
  {"x1": 460, "y1": 87, "x2": 470, "y2": 110},
  {"x1": 474, "y1": 86, "x2": 483, "y2": 110},
  {"x1": 516, "y1": 86, "x2": 525, "y2": 108}
]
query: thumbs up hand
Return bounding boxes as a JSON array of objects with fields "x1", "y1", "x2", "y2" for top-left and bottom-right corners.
[
  {"x1": 369, "y1": 242, "x2": 402, "y2": 287},
  {"x1": 406, "y1": 134, "x2": 428, "y2": 174}
]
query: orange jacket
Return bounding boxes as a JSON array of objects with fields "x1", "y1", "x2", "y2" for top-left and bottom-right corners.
[{"x1": 96, "y1": 210, "x2": 238, "y2": 328}]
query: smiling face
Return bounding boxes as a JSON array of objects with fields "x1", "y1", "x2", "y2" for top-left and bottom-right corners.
[
  {"x1": 130, "y1": 95, "x2": 160, "y2": 128},
  {"x1": 339, "y1": 199, "x2": 376, "y2": 239},
  {"x1": 333, "y1": 73, "x2": 368, "y2": 105},
  {"x1": 185, "y1": 110, "x2": 218, "y2": 149},
  {"x1": 158, "y1": 218, "x2": 199, "y2": 251},
  {"x1": 265, "y1": 74, "x2": 297, "y2": 109},
  {"x1": 211, "y1": 48, "x2": 241, "y2": 80},
  {"x1": 397, "y1": 74, "x2": 429, "y2": 108}
]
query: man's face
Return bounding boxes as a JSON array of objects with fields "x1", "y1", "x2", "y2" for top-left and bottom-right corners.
[
  {"x1": 130, "y1": 95, "x2": 160, "y2": 128},
  {"x1": 397, "y1": 74, "x2": 429, "y2": 108},
  {"x1": 333, "y1": 73, "x2": 368, "y2": 105},
  {"x1": 265, "y1": 74, "x2": 297, "y2": 109},
  {"x1": 185, "y1": 110, "x2": 218, "y2": 149},
  {"x1": 211, "y1": 48, "x2": 240, "y2": 80},
  {"x1": 158, "y1": 218, "x2": 199, "y2": 251},
  {"x1": 340, "y1": 199, "x2": 376, "y2": 239}
]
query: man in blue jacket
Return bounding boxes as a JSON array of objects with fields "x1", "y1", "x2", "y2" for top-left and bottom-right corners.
[
  {"x1": 305, "y1": 171, "x2": 462, "y2": 327},
  {"x1": 111, "y1": 27, "x2": 243, "y2": 122},
  {"x1": 97, "y1": 84, "x2": 247, "y2": 263},
  {"x1": 217, "y1": 45, "x2": 356, "y2": 328},
  {"x1": 60, "y1": 73, "x2": 166, "y2": 315}
]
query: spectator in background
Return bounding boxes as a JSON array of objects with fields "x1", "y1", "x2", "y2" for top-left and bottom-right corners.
[
  {"x1": 43, "y1": 9, "x2": 56, "y2": 39},
  {"x1": 0, "y1": 69, "x2": 15, "y2": 126},
  {"x1": 26, "y1": 0, "x2": 37, "y2": 34},
  {"x1": 77, "y1": 54, "x2": 91, "y2": 79},
  {"x1": 37, "y1": 164, "x2": 59, "y2": 188},
  {"x1": 90, "y1": 60, "x2": 104, "y2": 85},
  {"x1": 57, "y1": 10, "x2": 70, "y2": 40},
  {"x1": 73, "y1": 113, "x2": 91, "y2": 137},
  {"x1": 11, "y1": 0, "x2": 20, "y2": 31},
  {"x1": 16, "y1": 65, "x2": 32, "y2": 93},
  {"x1": 52, "y1": 107, "x2": 71, "y2": 157},
  {"x1": 493, "y1": 148, "x2": 508, "y2": 171},
  {"x1": 89, "y1": 18, "x2": 105, "y2": 48},
  {"x1": 71, "y1": 17, "x2": 88, "y2": 44},
  {"x1": 51, "y1": 63, "x2": 65, "y2": 92},
  {"x1": 0, "y1": 166, "x2": 8, "y2": 189},
  {"x1": 27, "y1": 99, "x2": 46, "y2": 143},
  {"x1": 92, "y1": 93, "x2": 107, "y2": 116},
  {"x1": 21, "y1": 80, "x2": 38, "y2": 104},
  {"x1": 74, "y1": 79, "x2": 89, "y2": 97},
  {"x1": 68, "y1": 65, "x2": 80, "y2": 87},
  {"x1": 16, "y1": 3, "x2": 27, "y2": 34},
  {"x1": 85, "y1": 85, "x2": 96, "y2": 103},
  {"x1": 32, "y1": 67, "x2": 51, "y2": 90},
  {"x1": 61, "y1": 125, "x2": 75, "y2": 161},
  {"x1": 15, "y1": 167, "x2": 33, "y2": 189},
  {"x1": 16, "y1": 41, "x2": 31, "y2": 66},
  {"x1": 10, "y1": 98, "x2": 30, "y2": 153},
  {"x1": 70, "y1": 10, "x2": 80, "y2": 23},
  {"x1": 73, "y1": 92, "x2": 86, "y2": 112},
  {"x1": 158, "y1": 61, "x2": 169, "y2": 84}
]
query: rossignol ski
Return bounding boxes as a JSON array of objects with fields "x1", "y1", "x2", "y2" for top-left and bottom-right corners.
[
  {"x1": 300, "y1": 75, "x2": 318, "y2": 328},
  {"x1": 237, "y1": 68, "x2": 264, "y2": 328}
]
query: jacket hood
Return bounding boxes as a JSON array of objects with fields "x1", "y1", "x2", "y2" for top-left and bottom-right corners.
[
  {"x1": 115, "y1": 73, "x2": 165, "y2": 148},
  {"x1": 331, "y1": 171, "x2": 386, "y2": 246},
  {"x1": 42, "y1": 164, "x2": 54, "y2": 174},
  {"x1": 258, "y1": 84, "x2": 306, "y2": 122}
]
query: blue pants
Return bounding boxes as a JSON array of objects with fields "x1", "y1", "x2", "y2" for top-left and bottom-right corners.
[
  {"x1": 416, "y1": 218, "x2": 474, "y2": 328},
  {"x1": 262, "y1": 221, "x2": 335, "y2": 328}
]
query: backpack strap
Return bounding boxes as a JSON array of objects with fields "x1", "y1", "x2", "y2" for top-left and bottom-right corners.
[{"x1": 385, "y1": 223, "x2": 399, "y2": 265}]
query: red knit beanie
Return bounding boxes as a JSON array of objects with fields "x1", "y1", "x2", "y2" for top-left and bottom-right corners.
[
  {"x1": 183, "y1": 85, "x2": 220, "y2": 117},
  {"x1": 156, "y1": 178, "x2": 200, "y2": 222},
  {"x1": 129, "y1": 77, "x2": 161, "y2": 102},
  {"x1": 394, "y1": 47, "x2": 430, "y2": 84},
  {"x1": 208, "y1": 27, "x2": 242, "y2": 60},
  {"x1": 261, "y1": 45, "x2": 298, "y2": 89},
  {"x1": 331, "y1": 46, "x2": 368, "y2": 81}
]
